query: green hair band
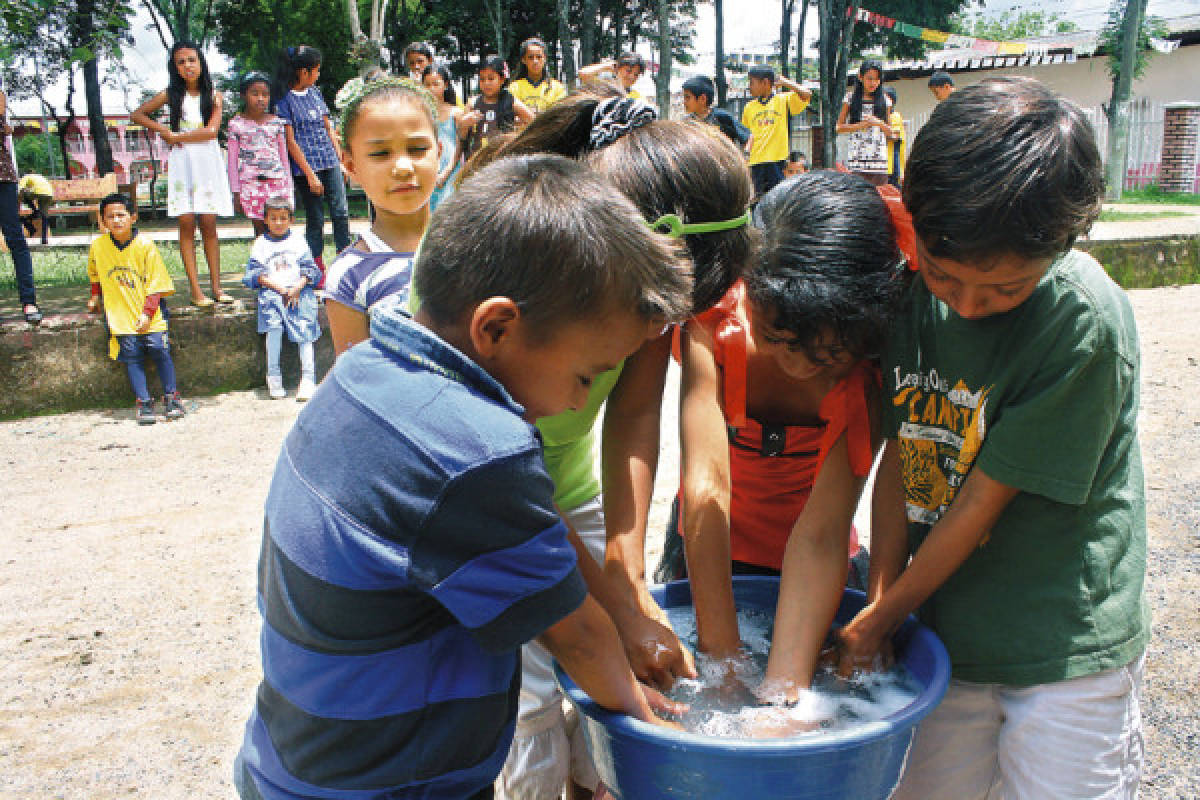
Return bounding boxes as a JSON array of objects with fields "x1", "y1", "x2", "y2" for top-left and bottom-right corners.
[
  {"x1": 336, "y1": 74, "x2": 439, "y2": 145},
  {"x1": 646, "y1": 210, "x2": 751, "y2": 238}
]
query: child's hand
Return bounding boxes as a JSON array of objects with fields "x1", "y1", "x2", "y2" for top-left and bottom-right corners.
[
  {"x1": 639, "y1": 681, "x2": 687, "y2": 719},
  {"x1": 283, "y1": 284, "x2": 303, "y2": 308},
  {"x1": 306, "y1": 173, "x2": 325, "y2": 196},
  {"x1": 87, "y1": 295, "x2": 101, "y2": 314},
  {"x1": 461, "y1": 110, "x2": 483, "y2": 129},
  {"x1": 620, "y1": 612, "x2": 697, "y2": 691},
  {"x1": 134, "y1": 312, "x2": 152, "y2": 333},
  {"x1": 162, "y1": 131, "x2": 179, "y2": 147},
  {"x1": 830, "y1": 609, "x2": 894, "y2": 678}
]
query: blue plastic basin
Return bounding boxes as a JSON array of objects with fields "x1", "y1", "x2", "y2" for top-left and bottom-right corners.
[{"x1": 554, "y1": 577, "x2": 950, "y2": 800}]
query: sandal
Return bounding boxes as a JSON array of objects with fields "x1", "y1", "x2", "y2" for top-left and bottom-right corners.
[
  {"x1": 213, "y1": 293, "x2": 235, "y2": 304},
  {"x1": 23, "y1": 304, "x2": 43, "y2": 325},
  {"x1": 190, "y1": 296, "x2": 215, "y2": 309}
]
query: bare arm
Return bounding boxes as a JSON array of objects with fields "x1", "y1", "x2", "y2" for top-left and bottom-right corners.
[
  {"x1": 678, "y1": 323, "x2": 741, "y2": 660},
  {"x1": 131, "y1": 91, "x2": 174, "y2": 142},
  {"x1": 578, "y1": 60, "x2": 616, "y2": 83},
  {"x1": 322, "y1": 114, "x2": 344, "y2": 168},
  {"x1": 326, "y1": 300, "x2": 370, "y2": 355},
  {"x1": 172, "y1": 92, "x2": 222, "y2": 144},
  {"x1": 866, "y1": 440, "x2": 908, "y2": 603},
  {"x1": 775, "y1": 76, "x2": 812, "y2": 101},
  {"x1": 284, "y1": 124, "x2": 322, "y2": 195},
  {"x1": 762, "y1": 434, "x2": 868, "y2": 697},
  {"x1": 512, "y1": 97, "x2": 534, "y2": 127}
]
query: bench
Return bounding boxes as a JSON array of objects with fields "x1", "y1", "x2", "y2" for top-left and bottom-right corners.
[{"x1": 47, "y1": 174, "x2": 119, "y2": 232}]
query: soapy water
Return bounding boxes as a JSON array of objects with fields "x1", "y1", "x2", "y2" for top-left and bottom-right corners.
[{"x1": 663, "y1": 606, "x2": 921, "y2": 740}]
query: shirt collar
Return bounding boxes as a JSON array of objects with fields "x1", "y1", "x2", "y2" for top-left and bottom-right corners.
[
  {"x1": 263, "y1": 229, "x2": 291, "y2": 243},
  {"x1": 110, "y1": 227, "x2": 138, "y2": 251},
  {"x1": 369, "y1": 304, "x2": 525, "y2": 417}
]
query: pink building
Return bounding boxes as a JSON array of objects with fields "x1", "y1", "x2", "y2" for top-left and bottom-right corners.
[{"x1": 10, "y1": 113, "x2": 170, "y2": 184}]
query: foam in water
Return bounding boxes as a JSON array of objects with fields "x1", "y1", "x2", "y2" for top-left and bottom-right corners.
[{"x1": 663, "y1": 605, "x2": 920, "y2": 739}]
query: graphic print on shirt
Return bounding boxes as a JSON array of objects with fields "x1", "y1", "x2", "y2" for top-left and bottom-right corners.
[
  {"x1": 891, "y1": 366, "x2": 991, "y2": 528},
  {"x1": 107, "y1": 265, "x2": 140, "y2": 292}
]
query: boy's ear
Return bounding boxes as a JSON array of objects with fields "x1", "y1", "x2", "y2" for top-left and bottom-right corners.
[
  {"x1": 340, "y1": 148, "x2": 356, "y2": 182},
  {"x1": 468, "y1": 297, "x2": 522, "y2": 358}
]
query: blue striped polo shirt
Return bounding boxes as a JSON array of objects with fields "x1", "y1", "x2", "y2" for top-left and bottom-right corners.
[
  {"x1": 275, "y1": 88, "x2": 340, "y2": 175},
  {"x1": 237, "y1": 306, "x2": 587, "y2": 799}
]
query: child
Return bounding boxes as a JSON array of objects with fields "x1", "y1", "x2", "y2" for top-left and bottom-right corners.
[
  {"x1": 242, "y1": 196, "x2": 321, "y2": 401},
  {"x1": 467, "y1": 95, "x2": 756, "y2": 800},
  {"x1": 402, "y1": 41, "x2": 434, "y2": 80},
  {"x1": 510, "y1": 37, "x2": 568, "y2": 114},
  {"x1": 233, "y1": 153, "x2": 690, "y2": 800},
  {"x1": 324, "y1": 77, "x2": 441, "y2": 355},
  {"x1": 836, "y1": 60, "x2": 894, "y2": 186},
  {"x1": 422, "y1": 63, "x2": 465, "y2": 210},
  {"x1": 226, "y1": 72, "x2": 293, "y2": 238},
  {"x1": 741, "y1": 65, "x2": 811, "y2": 199},
  {"x1": 663, "y1": 172, "x2": 903, "y2": 686},
  {"x1": 463, "y1": 56, "x2": 533, "y2": 160},
  {"x1": 18, "y1": 173, "x2": 53, "y2": 245},
  {"x1": 86, "y1": 193, "x2": 185, "y2": 424},
  {"x1": 681, "y1": 74, "x2": 750, "y2": 148},
  {"x1": 836, "y1": 77, "x2": 1148, "y2": 799},
  {"x1": 928, "y1": 70, "x2": 955, "y2": 102},
  {"x1": 783, "y1": 150, "x2": 807, "y2": 178},
  {"x1": 275, "y1": 45, "x2": 350, "y2": 268},
  {"x1": 131, "y1": 40, "x2": 234, "y2": 307},
  {"x1": 580, "y1": 52, "x2": 648, "y2": 100},
  {"x1": 883, "y1": 86, "x2": 905, "y2": 187}
]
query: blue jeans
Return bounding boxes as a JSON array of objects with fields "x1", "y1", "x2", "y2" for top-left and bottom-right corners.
[
  {"x1": 1, "y1": 181, "x2": 36, "y2": 306},
  {"x1": 116, "y1": 332, "x2": 177, "y2": 402},
  {"x1": 296, "y1": 167, "x2": 350, "y2": 262}
]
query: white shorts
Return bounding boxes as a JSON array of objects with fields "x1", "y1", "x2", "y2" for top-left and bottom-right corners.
[
  {"x1": 893, "y1": 653, "x2": 1145, "y2": 800},
  {"x1": 496, "y1": 496, "x2": 607, "y2": 800}
]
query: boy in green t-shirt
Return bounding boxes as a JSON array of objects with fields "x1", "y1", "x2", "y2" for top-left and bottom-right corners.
[
  {"x1": 837, "y1": 77, "x2": 1148, "y2": 799},
  {"x1": 740, "y1": 66, "x2": 810, "y2": 199}
]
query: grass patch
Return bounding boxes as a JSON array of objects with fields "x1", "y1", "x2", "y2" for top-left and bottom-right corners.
[
  {"x1": 1112, "y1": 186, "x2": 1200, "y2": 205},
  {"x1": 1098, "y1": 210, "x2": 1193, "y2": 222}
]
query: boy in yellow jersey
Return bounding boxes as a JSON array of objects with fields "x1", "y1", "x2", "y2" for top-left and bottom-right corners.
[
  {"x1": 510, "y1": 37, "x2": 568, "y2": 114},
  {"x1": 86, "y1": 193, "x2": 185, "y2": 424},
  {"x1": 741, "y1": 66, "x2": 811, "y2": 199},
  {"x1": 884, "y1": 86, "x2": 906, "y2": 187}
]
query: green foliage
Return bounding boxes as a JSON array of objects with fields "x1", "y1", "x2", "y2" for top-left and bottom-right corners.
[
  {"x1": 1115, "y1": 185, "x2": 1200, "y2": 205},
  {"x1": 1100, "y1": 2, "x2": 1169, "y2": 82},
  {"x1": 14, "y1": 135, "x2": 66, "y2": 177},
  {"x1": 950, "y1": 10, "x2": 1078, "y2": 40}
]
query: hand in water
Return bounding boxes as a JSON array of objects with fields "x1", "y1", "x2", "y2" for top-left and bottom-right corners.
[
  {"x1": 621, "y1": 611, "x2": 698, "y2": 691},
  {"x1": 640, "y1": 681, "x2": 688, "y2": 719},
  {"x1": 828, "y1": 611, "x2": 895, "y2": 678},
  {"x1": 745, "y1": 707, "x2": 823, "y2": 739}
]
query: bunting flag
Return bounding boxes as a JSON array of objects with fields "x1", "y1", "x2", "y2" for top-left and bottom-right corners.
[{"x1": 849, "y1": 6, "x2": 1061, "y2": 57}]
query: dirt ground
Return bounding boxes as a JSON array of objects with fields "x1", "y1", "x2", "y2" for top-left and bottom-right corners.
[{"x1": 1, "y1": 285, "x2": 1198, "y2": 799}]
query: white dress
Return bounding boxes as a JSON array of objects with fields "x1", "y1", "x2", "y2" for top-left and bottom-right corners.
[{"x1": 167, "y1": 93, "x2": 233, "y2": 217}]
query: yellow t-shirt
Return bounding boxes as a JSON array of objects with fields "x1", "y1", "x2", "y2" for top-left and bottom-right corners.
[
  {"x1": 742, "y1": 91, "x2": 809, "y2": 165},
  {"x1": 88, "y1": 232, "x2": 175, "y2": 357},
  {"x1": 510, "y1": 77, "x2": 568, "y2": 114},
  {"x1": 18, "y1": 174, "x2": 53, "y2": 197},
  {"x1": 626, "y1": 88, "x2": 643, "y2": 101},
  {"x1": 887, "y1": 111, "x2": 907, "y2": 178}
]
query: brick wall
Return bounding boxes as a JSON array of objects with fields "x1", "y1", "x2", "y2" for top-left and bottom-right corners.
[{"x1": 1161, "y1": 103, "x2": 1200, "y2": 193}]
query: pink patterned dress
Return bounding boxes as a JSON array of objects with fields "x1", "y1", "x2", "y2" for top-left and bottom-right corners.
[{"x1": 226, "y1": 114, "x2": 293, "y2": 220}]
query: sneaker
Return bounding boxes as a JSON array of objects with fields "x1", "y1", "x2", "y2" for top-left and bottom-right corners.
[
  {"x1": 267, "y1": 375, "x2": 286, "y2": 399},
  {"x1": 135, "y1": 398, "x2": 156, "y2": 425},
  {"x1": 296, "y1": 375, "x2": 316, "y2": 402},
  {"x1": 163, "y1": 392, "x2": 187, "y2": 420}
]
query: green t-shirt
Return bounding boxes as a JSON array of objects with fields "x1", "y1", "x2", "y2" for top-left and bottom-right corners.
[{"x1": 883, "y1": 249, "x2": 1149, "y2": 686}]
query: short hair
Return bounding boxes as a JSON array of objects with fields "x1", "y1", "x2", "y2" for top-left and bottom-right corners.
[
  {"x1": 99, "y1": 192, "x2": 135, "y2": 216},
  {"x1": 788, "y1": 151, "x2": 806, "y2": 163},
  {"x1": 681, "y1": 75, "x2": 715, "y2": 104},
  {"x1": 617, "y1": 51, "x2": 646, "y2": 75},
  {"x1": 416, "y1": 154, "x2": 693, "y2": 337},
  {"x1": 903, "y1": 77, "x2": 1103, "y2": 264},
  {"x1": 264, "y1": 196, "x2": 292, "y2": 215},
  {"x1": 928, "y1": 71, "x2": 954, "y2": 88},
  {"x1": 747, "y1": 65, "x2": 775, "y2": 83},
  {"x1": 403, "y1": 42, "x2": 434, "y2": 65},
  {"x1": 748, "y1": 171, "x2": 907, "y2": 364}
]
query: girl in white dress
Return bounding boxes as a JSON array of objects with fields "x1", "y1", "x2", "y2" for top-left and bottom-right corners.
[
  {"x1": 132, "y1": 41, "x2": 234, "y2": 307},
  {"x1": 837, "y1": 61, "x2": 895, "y2": 187}
]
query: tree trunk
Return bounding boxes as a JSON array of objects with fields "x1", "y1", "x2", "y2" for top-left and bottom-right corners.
[
  {"x1": 344, "y1": 0, "x2": 363, "y2": 38},
  {"x1": 780, "y1": 0, "x2": 795, "y2": 79},
  {"x1": 796, "y1": 0, "x2": 810, "y2": 80},
  {"x1": 483, "y1": 0, "x2": 509, "y2": 57},
  {"x1": 656, "y1": 0, "x2": 672, "y2": 117},
  {"x1": 715, "y1": 0, "x2": 727, "y2": 105},
  {"x1": 580, "y1": 0, "x2": 599, "y2": 65},
  {"x1": 557, "y1": 0, "x2": 577, "y2": 86},
  {"x1": 83, "y1": 57, "x2": 114, "y2": 176},
  {"x1": 1104, "y1": 0, "x2": 1149, "y2": 201},
  {"x1": 817, "y1": 0, "x2": 856, "y2": 167}
]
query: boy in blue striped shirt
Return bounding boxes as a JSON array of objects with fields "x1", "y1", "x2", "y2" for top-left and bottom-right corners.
[{"x1": 234, "y1": 154, "x2": 691, "y2": 800}]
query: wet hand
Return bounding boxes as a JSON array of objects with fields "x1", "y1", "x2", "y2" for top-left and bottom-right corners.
[
  {"x1": 639, "y1": 681, "x2": 688, "y2": 719},
  {"x1": 621, "y1": 612, "x2": 697, "y2": 690},
  {"x1": 830, "y1": 611, "x2": 894, "y2": 678}
]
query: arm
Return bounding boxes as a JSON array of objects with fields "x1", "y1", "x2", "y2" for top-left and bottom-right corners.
[
  {"x1": 226, "y1": 123, "x2": 241, "y2": 194},
  {"x1": 275, "y1": 125, "x2": 294, "y2": 196},
  {"x1": 677, "y1": 323, "x2": 741, "y2": 660},
  {"x1": 326, "y1": 300, "x2": 370, "y2": 355},
  {"x1": 775, "y1": 76, "x2": 812, "y2": 102},
  {"x1": 578, "y1": 60, "x2": 616, "y2": 84},
  {"x1": 172, "y1": 91, "x2": 222, "y2": 143},
  {"x1": 322, "y1": 114, "x2": 344, "y2": 170},
  {"x1": 761, "y1": 434, "x2": 868, "y2": 697},
  {"x1": 131, "y1": 91, "x2": 176, "y2": 145},
  {"x1": 866, "y1": 439, "x2": 908, "y2": 603},
  {"x1": 835, "y1": 464, "x2": 1019, "y2": 673},
  {"x1": 242, "y1": 257, "x2": 270, "y2": 290},
  {"x1": 513, "y1": 97, "x2": 534, "y2": 127},
  {"x1": 284, "y1": 123, "x2": 323, "y2": 195}
]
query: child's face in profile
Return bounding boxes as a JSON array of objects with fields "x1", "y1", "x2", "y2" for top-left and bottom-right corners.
[
  {"x1": 341, "y1": 97, "x2": 440, "y2": 218},
  {"x1": 264, "y1": 207, "x2": 292, "y2": 238},
  {"x1": 753, "y1": 313, "x2": 856, "y2": 382},
  {"x1": 478, "y1": 68, "x2": 504, "y2": 100},
  {"x1": 490, "y1": 310, "x2": 660, "y2": 422},
  {"x1": 682, "y1": 90, "x2": 708, "y2": 116},
  {"x1": 615, "y1": 63, "x2": 641, "y2": 90},
  {"x1": 296, "y1": 65, "x2": 321, "y2": 89},
  {"x1": 102, "y1": 203, "x2": 135, "y2": 241},
  {"x1": 930, "y1": 84, "x2": 953, "y2": 102},
  {"x1": 917, "y1": 239, "x2": 1052, "y2": 320},
  {"x1": 407, "y1": 52, "x2": 429, "y2": 77},
  {"x1": 748, "y1": 76, "x2": 772, "y2": 98}
]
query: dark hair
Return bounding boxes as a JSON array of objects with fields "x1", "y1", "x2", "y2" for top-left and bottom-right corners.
[
  {"x1": 239, "y1": 71, "x2": 270, "y2": 96},
  {"x1": 883, "y1": 86, "x2": 897, "y2": 107},
  {"x1": 340, "y1": 78, "x2": 439, "y2": 150},
  {"x1": 421, "y1": 64, "x2": 458, "y2": 106},
  {"x1": 928, "y1": 71, "x2": 954, "y2": 88},
  {"x1": 747, "y1": 65, "x2": 775, "y2": 83},
  {"x1": 514, "y1": 37, "x2": 552, "y2": 83},
  {"x1": 848, "y1": 61, "x2": 886, "y2": 125},
  {"x1": 487, "y1": 93, "x2": 755, "y2": 313},
  {"x1": 903, "y1": 77, "x2": 1103, "y2": 264},
  {"x1": 99, "y1": 192, "x2": 135, "y2": 216},
  {"x1": 403, "y1": 42, "x2": 434, "y2": 67},
  {"x1": 166, "y1": 41, "x2": 214, "y2": 133},
  {"x1": 617, "y1": 51, "x2": 646, "y2": 75},
  {"x1": 278, "y1": 45, "x2": 322, "y2": 100},
  {"x1": 264, "y1": 196, "x2": 292, "y2": 215},
  {"x1": 789, "y1": 151, "x2": 806, "y2": 162},
  {"x1": 748, "y1": 171, "x2": 906, "y2": 364},
  {"x1": 417, "y1": 154, "x2": 692, "y2": 336},
  {"x1": 479, "y1": 55, "x2": 510, "y2": 85},
  {"x1": 681, "y1": 75, "x2": 715, "y2": 105}
]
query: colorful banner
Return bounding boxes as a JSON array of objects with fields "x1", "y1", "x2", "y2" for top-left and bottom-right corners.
[{"x1": 851, "y1": 6, "x2": 1052, "y2": 57}]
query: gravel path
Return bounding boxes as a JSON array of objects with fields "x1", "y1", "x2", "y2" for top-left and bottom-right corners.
[{"x1": 0, "y1": 286, "x2": 1197, "y2": 799}]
